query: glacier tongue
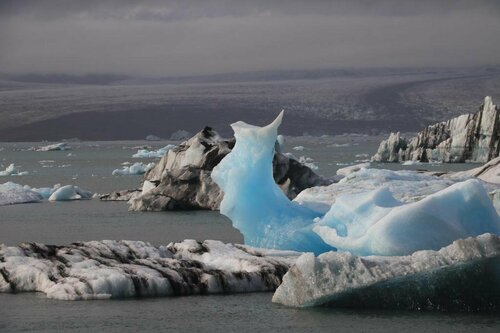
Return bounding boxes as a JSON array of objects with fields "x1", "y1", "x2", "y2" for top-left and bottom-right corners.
[
  {"x1": 0, "y1": 240, "x2": 300, "y2": 300},
  {"x1": 272, "y1": 233, "x2": 500, "y2": 310}
]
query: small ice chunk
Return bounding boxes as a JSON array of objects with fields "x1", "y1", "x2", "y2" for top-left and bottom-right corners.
[
  {"x1": 132, "y1": 145, "x2": 176, "y2": 159},
  {"x1": 112, "y1": 162, "x2": 155, "y2": 176},
  {"x1": 0, "y1": 182, "x2": 42, "y2": 206},
  {"x1": 48, "y1": 185, "x2": 93, "y2": 201},
  {"x1": 0, "y1": 164, "x2": 28, "y2": 176},
  {"x1": 292, "y1": 146, "x2": 305, "y2": 151}
]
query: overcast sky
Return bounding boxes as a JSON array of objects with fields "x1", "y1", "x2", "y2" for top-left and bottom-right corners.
[{"x1": 1, "y1": 0, "x2": 499, "y2": 77}]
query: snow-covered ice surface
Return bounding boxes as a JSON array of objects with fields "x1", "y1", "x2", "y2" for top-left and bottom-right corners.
[
  {"x1": 212, "y1": 112, "x2": 335, "y2": 255},
  {"x1": 132, "y1": 145, "x2": 176, "y2": 158},
  {"x1": 0, "y1": 163, "x2": 28, "y2": 176},
  {"x1": 37, "y1": 143, "x2": 71, "y2": 151},
  {"x1": 294, "y1": 168, "x2": 459, "y2": 213},
  {"x1": 0, "y1": 182, "x2": 42, "y2": 206},
  {"x1": 273, "y1": 233, "x2": 500, "y2": 310},
  {"x1": 0, "y1": 239, "x2": 299, "y2": 300},
  {"x1": 112, "y1": 162, "x2": 155, "y2": 175}
]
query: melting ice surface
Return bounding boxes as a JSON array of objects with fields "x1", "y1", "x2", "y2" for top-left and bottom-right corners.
[{"x1": 213, "y1": 112, "x2": 500, "y2": 256}]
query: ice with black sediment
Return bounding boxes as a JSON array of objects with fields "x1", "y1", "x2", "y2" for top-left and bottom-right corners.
[{"x1": 0, "y1": 239, "x2": 299, "y2": 300}]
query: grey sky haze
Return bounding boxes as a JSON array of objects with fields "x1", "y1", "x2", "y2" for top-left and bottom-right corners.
[{"x1": 1, "y1": 0, "x2": 499, "y2": 77}]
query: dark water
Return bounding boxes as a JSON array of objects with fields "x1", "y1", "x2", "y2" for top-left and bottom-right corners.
[
  {"x1": 1, "y1": 293, "x2": 499, "y2": 333},
  {"x1": 0, "y1": 140, "x2": 497, "y2": 332}
]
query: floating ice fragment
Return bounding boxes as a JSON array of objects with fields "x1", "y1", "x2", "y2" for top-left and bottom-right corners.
[
  {"x1": 112, "y1": 162, "x2": 155, "y2": 176},
  {"x1": 0, "y1": 182, "x2": 42, "y2": 206},
  {"x1": 0, "y1": 164, "x2": 28, "y2": 176},
  {"x1": 132, "y1": 145, "x2": 176, "y2": 158},
  {"x1": 48, "y1": 185, "x2": 93, "y2": 201}
]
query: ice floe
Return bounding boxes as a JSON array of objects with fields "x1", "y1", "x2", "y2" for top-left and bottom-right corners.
[
  {"x1": 0, "y1": 164, "x2": 28, "y2": 176},
  {"x1": 132, "y1": 145, "x2": 176, "y2": 159},
  {"x1": 273, "y1": 233, "x2": 500, "y2": 309},
  {"x1": 0, "y1": 240, "x2": 300, "y2": 300},
  {"x1": 112, "y1": 162, "x2": 155, "y2": 176}
]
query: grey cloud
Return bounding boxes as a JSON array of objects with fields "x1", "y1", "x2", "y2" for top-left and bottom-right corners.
[{"x1": 1, "y1": 0, "x2": 499, "y2": 76}]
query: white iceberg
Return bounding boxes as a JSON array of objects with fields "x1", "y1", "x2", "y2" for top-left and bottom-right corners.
[
  {"x1": 212, "y1": 112, "x2": 500, "y2": 256},
  {"x1": 0, "y1": 182, "x2": 42, "y2": 206},
  {"x1": 292, "y1": 146, "x2": 305, "y2": 151},
  {"x1": 112, "y1": 162, "x2": 155, "y2": 176},
  {"x1": 273, "y1": 233, "x2": 500, "y2": 309},
  {"x1": 37, "y1": 143, "x2": 71, "y2": 151},
  {"x1": 132, "y1": 145, "x2": 176, "y2": 159},
  {"x1": 48, "y1": 185, "x2": 93, "y2": 201},
  {"x1": 0, "y1": 164, "x2": 28, "y2": 176},
  {"x1": 0, "y1": 239, "x2": 300, "y2": 300}
]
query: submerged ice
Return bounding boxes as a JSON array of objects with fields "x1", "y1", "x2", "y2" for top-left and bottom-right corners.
[{"x1": 213, "y1": 112, "x2": 500, "y2": 256}]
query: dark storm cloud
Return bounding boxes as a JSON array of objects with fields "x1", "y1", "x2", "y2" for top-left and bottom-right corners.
[{"x1": 1, "y1": 0, "x2": 499, "y2": 76}]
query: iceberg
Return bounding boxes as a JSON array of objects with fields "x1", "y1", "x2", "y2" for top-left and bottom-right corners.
[
  {"x1": 112, "y1": 162, "x2": 155, "y2": 176},
  {"x1": 48, "y1": 185, "x2": 93, "y2": 201},
  {"x1": 37, "y1": 142, "x2": 71, "y2": 151},
  {"x1": 0, "y1": 182, "x2": 92, "y2": 205},
  {"x1": 212, "y1": 112, "x2": 335, "y2": 254},
  {"x1": 0, "y1": 240, "x2": 300, "y2": 300},
  {"x1": 313, "y1": 179, "x2": 500, "y2": 256},
  {"x1": 0, "y1": 182, "x2": 42, "y2": 206},
  {"x1": 132, "y1": 145, "x2": 176, "y2": 159},
  {"x1": 0, "y1": 163, "x2": 28, "y2": 176},
  {"x1": 212, "y1": 112, "x2": 500, "y2": 257},
  {"x1": 272, "y1": 233, "x2": 500, "y2": 310}
]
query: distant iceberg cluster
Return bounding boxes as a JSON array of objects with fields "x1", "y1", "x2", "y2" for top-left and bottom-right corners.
[{"x1": 112, "y1": 162, "x2": 155, "y2": 176}]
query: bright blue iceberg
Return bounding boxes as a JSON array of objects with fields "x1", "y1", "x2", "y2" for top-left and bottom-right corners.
[
  {"x1": 212, "y1": 112, "x2": 334, "y2": 254},
  {"x1": 313, "y1": 180, "x2": 500, "y2": 256},
  {"x1": 213, "y1": 112, "x2": 500, "y2": 256}
]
